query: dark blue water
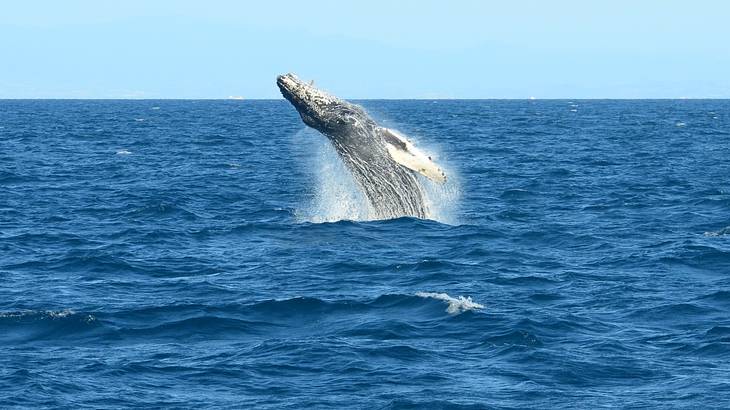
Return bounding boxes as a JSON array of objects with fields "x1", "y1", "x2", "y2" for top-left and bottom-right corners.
[{"x1": 2, "y1": 99, "x2": 730, "y2": 408}]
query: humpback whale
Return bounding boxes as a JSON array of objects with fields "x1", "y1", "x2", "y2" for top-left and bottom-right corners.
[{"x1": 276, "y1": 73, "x2": 446, "y2": 220}]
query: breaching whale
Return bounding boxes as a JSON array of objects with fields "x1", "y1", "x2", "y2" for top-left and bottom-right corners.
[{"x1": 276, "y1": 73, "x2": 446, "y2": 220}]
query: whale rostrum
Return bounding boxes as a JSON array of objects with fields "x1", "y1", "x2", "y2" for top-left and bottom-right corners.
[{"x1": 276, "y1": 73, "x2": 446, "y2": 220}]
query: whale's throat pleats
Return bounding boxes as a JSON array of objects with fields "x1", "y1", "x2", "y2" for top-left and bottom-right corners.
[{"x1": 331, "y1": 128, "x2": 428, "y2": 220}]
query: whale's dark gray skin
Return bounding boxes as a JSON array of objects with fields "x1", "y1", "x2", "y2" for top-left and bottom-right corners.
[{"x1": 277, "y1": 73, "x2": 445, "y2": 219}]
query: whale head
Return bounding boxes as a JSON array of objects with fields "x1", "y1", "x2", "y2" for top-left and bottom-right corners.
[
  {"x1": 276, "y1": 73, "x2": 370, "y2": 137},
  {"x1": 277, "y1": 73, "x2": 447, "y2": 186}
]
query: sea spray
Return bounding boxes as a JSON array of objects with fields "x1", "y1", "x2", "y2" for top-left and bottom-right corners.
[
  {"x1": 292, "y1": 126, "x2": 461, "y2": 224},
  {"x1": 409, "y1": 132, "x2": 461, "y2": 225},
  {"x1": 292, "y1": 128, "x2": 371, "y2": 222}
]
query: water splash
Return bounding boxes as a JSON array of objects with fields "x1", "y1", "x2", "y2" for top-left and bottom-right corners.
[
  {"x1": 294, "y1": 128, "x2": 371, "y2": 223},
  {"x1": 415, "y1": 292, "x2": 484, "y2": 315},
  {"x1": 414, "y1": 135, "x2": 461, "y2": 225},
  {"x1": 0, "y1": 309, "x2": 95, "y2": 322},
  {"x1": 704, "y1": 226, "x2": 730, "y2": 237},
  {"x1": 292, "y1": 127, "x2": 460, "y2": 224}
]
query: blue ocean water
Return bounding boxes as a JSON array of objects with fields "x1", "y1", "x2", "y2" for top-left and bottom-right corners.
[{"x1": 1, "y1": 99, "x2": 729, "y2": 408}]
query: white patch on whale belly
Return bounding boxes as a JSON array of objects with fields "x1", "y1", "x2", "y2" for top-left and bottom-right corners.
[{"x1": 381, "y1": 128, "x2": 447, "y2": 183}]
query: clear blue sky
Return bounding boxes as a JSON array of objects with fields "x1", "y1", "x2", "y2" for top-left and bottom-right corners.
[{"x1": 1, "y1": 0, "x2": 729, "y2": 99}]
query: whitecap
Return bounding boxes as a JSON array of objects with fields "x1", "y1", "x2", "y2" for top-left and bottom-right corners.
[
  {"x1": 415, "y1": 291, "x2": 484, "y2": 314},
  {"x1": 0, "y1": 308, "x2": 94, "y2": 322},
  {"x1": 134, "y1": 118, "x2": 145, "y2": 122},
  {"x1": 704, "y1": 226, "x2": 730, "y2": 237},
  {"x1": 46, "y1": 309, "x2": 76, "y2": 318},
  {"x1": 0, "y1": 310, "x2": 27, "y2": 318},
  {"x1": 116, "y1": 149, "x2": 132, "y2": 155},
  {"x1": 676, "y1": 122, "x2": 686, "y2": 127}
]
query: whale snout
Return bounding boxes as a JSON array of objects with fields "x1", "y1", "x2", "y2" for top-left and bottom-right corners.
[
  {"x1": 277, "y1": 72, "x2": 365, "y2": 135},
  {"x1": 276, "y1": 73, "x2": 296, "y2": 89},
  {"x1": 276, "y1": 73, "x2": 300, "y2": 101},
  {"x1": 276, "y1": 72, "x2": 342, "y2": 127}
]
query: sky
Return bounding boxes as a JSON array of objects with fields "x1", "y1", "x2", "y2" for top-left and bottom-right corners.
[{"x1": 1, "y1": 0, "x2": 729, "y2": 99}]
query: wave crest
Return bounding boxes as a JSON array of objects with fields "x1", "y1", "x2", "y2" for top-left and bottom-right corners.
[{"x1": 415, "y1": 292, "x2": 484, "y2": 315}]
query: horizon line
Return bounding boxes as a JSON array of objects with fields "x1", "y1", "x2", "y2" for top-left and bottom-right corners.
[{"x1": 1, "y1": 97, "x2": 729, "y2": 101}]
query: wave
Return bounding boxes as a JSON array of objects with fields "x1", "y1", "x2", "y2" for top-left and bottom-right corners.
[
  {"x1": 387, "y1": 399, "x2": 490, "y2": 409},
  {"x1": 660, "y1": 244, "x2": 730, "y2": 269},
  {"x1": 126, "y1": 201, "x2": 203, "y2": 221},
  {"x1": 0, "y1": 170, "x2": 43, "y2": 185},
  {"x1": 415, "y1": 292, "x2": 484, "y2": 314},
  {"x1": 249, "y1": 293, "x2": 484, "y2": 317},
  {"x1": 0, "y1": 309, "x2": 98, "y2": 343},
  {"x1": 697, "y1": 290, "x2": 730, "y2": 305},
  {"x1": 3, "y1": 249, "x2": 224, "y2": 280},
  {"x1": 0, "y1": 293, "x2": 485, "y2": 344},
  {"x1": 704, "y1": 226, "x2": 730, "y2": 237},
  {"x1": 0, "y1": 309, "x2": 83, "y2": 319},
  {"x1": 479, "y1": 329, "x2": 542, "y2": 347},
  {"x1": 626, "y1": 302, "x2": 718, "y2": 321}
]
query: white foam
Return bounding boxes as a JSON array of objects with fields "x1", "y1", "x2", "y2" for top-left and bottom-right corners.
[
  {"x1": 676, "y1": 122, "x2": 686, "y2": 127},
  {"x1": 46, "y1": 309, "x2": 76, "y2": 318},
  {"x1": 416, "y1": 292, "x2": 484, "y2": 314},
  {"x1": 116, "y1": 149, "x2": 132, "y2": 155},
  {"x1": 420, "y1": 168, "x2": 461, "y2": 224},
  {"x1": 0, "y1": 310, "x2": 25, "y2": 318},
  {"x1": 151, "y1": 106, "x2": 160, "y2": 110},
  {"x1": 293, "y1": 128, "x2": 371, "y2": 223},
  {"x1": 401, "y1": 131, "x2": 461, "y2": 224},
  {"x1": 0, "y1": 308, "x2": 88, "y2": 320},
  {"x1": 134, "y1": 118, "x2": 145, "y2": 122},
  {"x1": 704, "y1": 226, "x2": 730, "y2": 237}
]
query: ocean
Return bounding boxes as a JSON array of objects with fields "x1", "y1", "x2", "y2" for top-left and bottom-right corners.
[{"x1": 1, "y1": 99, "x2": 729, "y2": 408}]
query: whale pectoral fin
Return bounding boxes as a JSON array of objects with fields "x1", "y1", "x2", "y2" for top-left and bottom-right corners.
[{"x1": 380, "y1": 128, "x2": 447, "y2": 184}]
